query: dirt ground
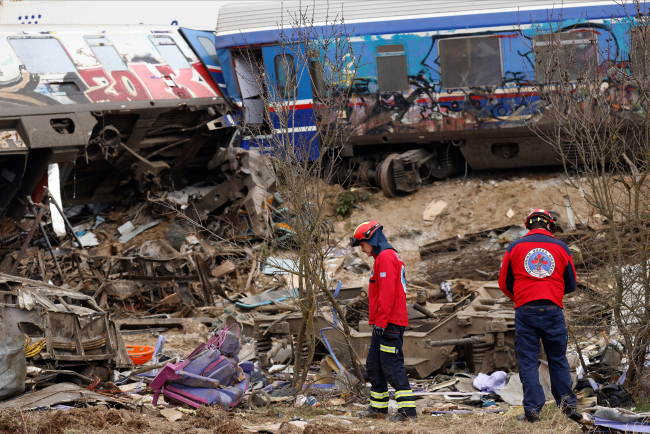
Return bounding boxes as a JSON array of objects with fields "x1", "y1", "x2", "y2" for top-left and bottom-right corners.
[
  {"x1": 329, "y1": 167, "x2": 593, "y2": 282},
  {"x1": 0, "y1": 402, "x2": 582, "y2": 434}
]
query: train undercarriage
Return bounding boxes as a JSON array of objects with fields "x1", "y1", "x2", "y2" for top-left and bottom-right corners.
[{"x1": 329, "y1": 127, "x2": 568, "y2": 197}]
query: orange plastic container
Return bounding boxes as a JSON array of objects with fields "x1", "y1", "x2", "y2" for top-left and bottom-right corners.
[{"x1": 126, "y1": 345, "x2": 155, "y2": 366}]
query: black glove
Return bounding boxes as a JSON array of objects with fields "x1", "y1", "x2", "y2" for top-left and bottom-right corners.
[{"x1": 373, "y1": 325, "x2": 384, "y2": 337}]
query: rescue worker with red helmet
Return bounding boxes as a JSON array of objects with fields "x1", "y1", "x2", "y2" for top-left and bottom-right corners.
[
  {"x1": 350, "y1": 220, "x2": 417, "y2": 422},
  {"x1": 498, "y1": 209, "x2": 578, "y2": 422}
]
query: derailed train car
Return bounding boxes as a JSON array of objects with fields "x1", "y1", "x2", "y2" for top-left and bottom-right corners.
[
  {"x1": 214, "y1": 0, "x2": 632, "y2": 196},
  {"x1": 0, "y1": 25, "x2": 268, "y2": 232}
]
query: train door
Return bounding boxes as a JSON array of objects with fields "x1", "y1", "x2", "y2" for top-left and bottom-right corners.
[
  {"x1": 230, "y1": 49, "x2": 265, "y2": 125},
  {"x1": 179, "y1": 28, "x2": 230, "y2": 100},
  {"x1": 261, "y1": 44, "x2": 319, "y2": 160}
]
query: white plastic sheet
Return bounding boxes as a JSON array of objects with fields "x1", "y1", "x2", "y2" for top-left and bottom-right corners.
[
  {"x1": 47, "y1": 163, "x2": 66, "y2": 237},
  {"x1": 473, "y1": 371, "x2": 507, "y2": 394}
]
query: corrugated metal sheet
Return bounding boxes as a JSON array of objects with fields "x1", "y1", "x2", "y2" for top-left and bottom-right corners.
[{"x1": 217, "y1": 0, "x2": 619, "y2": 36}]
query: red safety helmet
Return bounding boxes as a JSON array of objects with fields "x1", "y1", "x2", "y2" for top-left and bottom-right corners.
[
  {"x1": 525, "y1": 208, "x2": 557, "y2": 234},
  {"x1": 350, "y1": 220, "x2": 382, "y2": 247}
]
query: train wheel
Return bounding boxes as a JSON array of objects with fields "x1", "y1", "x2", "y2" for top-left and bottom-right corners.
[
  {"x1": 379, "y1": 153, "x2": 400, "y2": 198},
  {"x1": 358, "y1": 160, "x2": 375, "y2": 187},
  {"x1": 374, "y1": 161, "x2": 383, "y2": 187},
  {"x1": 338, "y1": 159, "x2": 350, "y2": 187},
  {"x1": 323, "y1": 158, "x2": 338, "y2": 185}
]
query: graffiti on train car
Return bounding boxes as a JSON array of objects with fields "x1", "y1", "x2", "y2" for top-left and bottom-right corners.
[
  {"x1": 340, "y1": 20, "x2": 624, "y2": 138},
  {"x1": 0, "y1": 30, "x2": 219, "y2": 107}
]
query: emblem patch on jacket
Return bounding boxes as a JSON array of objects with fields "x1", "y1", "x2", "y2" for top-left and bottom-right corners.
[
  {"x1": 524, "y1": 248, "x2": 556, "y2": 278},
  {"x1": 401, "y1": 265, "x2": 406, "y2": 292}
]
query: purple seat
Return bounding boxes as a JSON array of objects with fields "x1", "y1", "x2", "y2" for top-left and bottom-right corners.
[{"x1": 151, "y1": 327, "x2": 250, "y2": 411}]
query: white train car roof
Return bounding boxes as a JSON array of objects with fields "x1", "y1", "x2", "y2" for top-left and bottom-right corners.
[{"x1": 216, "y1": 0, "x2": 624, "y2": 48}]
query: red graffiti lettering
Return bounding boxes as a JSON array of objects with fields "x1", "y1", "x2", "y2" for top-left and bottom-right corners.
[{"x1": 77, "y1": 67, "x2": 150, "y2": 102}]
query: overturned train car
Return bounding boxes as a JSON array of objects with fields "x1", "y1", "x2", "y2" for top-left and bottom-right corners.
[
  {"x1": 0, "y1": 25, "x2": 268, "y2": 232},
  {"x1": 253, "y1": 283, "x2": 516, "y2": 378},
  {"x1": 215, "y1": 0, "x2": 630, "y2": 196}
]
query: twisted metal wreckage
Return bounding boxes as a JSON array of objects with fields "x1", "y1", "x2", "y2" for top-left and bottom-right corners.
[
  {"x1": 0, "y1": 25, "x2": 274, "y2": 238},
  {"x1": 254, "y1": 282, "x2": 517, "y2": 379}
]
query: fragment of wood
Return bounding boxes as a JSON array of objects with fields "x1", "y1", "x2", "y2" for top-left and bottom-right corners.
[
  {"x1": 37, "y1": 250, "x2": 46, "y2": 279},
  {"x1": 212, "y1": 260, "x2": 237, "y2": 279},
  {"x1": 244, "y1": 259, "x2": 258, "y2": 292},
  {"x1": 429, "y1": 378, "x2": 459, "y2": 391},
  {"x1": 157, "y1": 293, "x2": 179, "y2": 311},
  {"x1": 91, "y1": 267, "x2": 105, "y2": 283},
  {"x1": 194, "y1": 254, "x2": 215, "y2": 306},
  {"x1": 169, "y1": 305, "x2": 193, "y2": 318}
]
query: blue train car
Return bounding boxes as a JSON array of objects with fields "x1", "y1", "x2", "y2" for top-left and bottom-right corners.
[{"x1": 210, "y1": 0, "x2": 633, "y2": 196}]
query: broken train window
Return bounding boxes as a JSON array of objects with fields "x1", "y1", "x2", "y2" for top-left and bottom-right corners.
[
  {"x1": 198, "y1": 36, "x2": 220, "y2": 65},
  {"x1": 376, "y1": 44, "x2": 410, "y2": 92},
  {"x1": 438, "y1": 36, "x2": 503, "y2": 89},
  {"x1": 85, "y1": 36, "x2": 128, "y2": 71},
  {"x1": 533, "y1": 30, "x2": 598, "y2": 83},
  {"x1": 9, "y1": 37, "x2": 77, "y2": 74},
  {"x1": 150, "y1": 35, "x2": 191, "y2": 69},
  {"x1": 309, "y1": 60, "x2": 325, "y2": 97},
  {"x1": 274, "y1": 53, "x2": 296, "y2": 98}
]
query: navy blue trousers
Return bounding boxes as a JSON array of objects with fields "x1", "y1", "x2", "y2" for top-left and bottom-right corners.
[
  {"x1": 515, "y1": 306, "x2": 577, "y2": 416},
  {"x1": 366, "y1": 323, "x2": 416, "y2": 417}
]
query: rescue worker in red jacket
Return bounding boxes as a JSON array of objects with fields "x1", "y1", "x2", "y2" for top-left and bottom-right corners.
[
  {"x1": 350, "y1": 220, "x2": 417, "y2": 422},
  {"x1": 498, "y1": 209, "x2": 578, "y2": 422}
]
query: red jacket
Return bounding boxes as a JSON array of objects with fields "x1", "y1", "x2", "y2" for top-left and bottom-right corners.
[
  {"x1": 368, "y1": 249, "x2": 409, "y2": 328},
  {"x1": 498, "y1": 229, "x2": 577, "y2": 308}
]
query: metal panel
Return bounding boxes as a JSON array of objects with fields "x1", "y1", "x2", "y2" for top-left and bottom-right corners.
[{"x1": 217, "y1": 1, "x2": 618, "y2": 36}]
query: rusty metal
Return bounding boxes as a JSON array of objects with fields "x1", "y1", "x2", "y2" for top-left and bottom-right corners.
[
  {"x1": 11, "y1": 200, "x2": 46, "y2": 276},
  {"x1": 253, "y1": 282, "x2": 516, "y2": 378},
  {"x1": 412, "y1": 302, "x2": 437, "y2": 319},
  {"x1": 26, "y1": 194, "x2": 65, "y2": 280},
  {"x1": 0, "y1": 274, "x2": 132, "y2": 368},
  {"x1": 44, "y1": 187, "x2": 83, "y2": 249},
  {"x1": 423, "y1": 334, "x2": 493, "y2": 348}
]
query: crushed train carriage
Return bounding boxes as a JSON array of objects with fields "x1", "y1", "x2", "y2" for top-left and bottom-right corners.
[
  {"x1": 213, "y1": 0, "x2": 640, "y2": 196},
  {"x1": 0, "y1": 25, "x2": 271, "y2": 234}
]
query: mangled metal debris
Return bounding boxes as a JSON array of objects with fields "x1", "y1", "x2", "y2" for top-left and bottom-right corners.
[
  {"x1": 0, "y1": 274, "x2": 132, "y2": 369},
  {"x1": 253, "y1": 282, "x2": 515, "y2": 378}
]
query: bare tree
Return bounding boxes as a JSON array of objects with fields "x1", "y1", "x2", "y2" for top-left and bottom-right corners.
[
  {"x1": 229, "y1": 2, "x2": 366, "y2": 388},
  {"x1": 519, "y1": 0, "x2": 650, "y2": 392}
]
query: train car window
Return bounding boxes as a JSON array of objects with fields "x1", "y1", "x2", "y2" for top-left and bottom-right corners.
[
  {"x1": 85, "y1": 37, "x2": 127, "y2": 71},
  {"x1": 533, "y1": 31, "x2": 598, "y2": 83},
  {"x1": 274, "y1": 54, "x2": 296, "y2": 98},
  {"x1": 198, "y1": 36, "x2": 220, "y2": 64},
  {"x1": 376, "y1": 44, "x2": 409, "y2": 92},
  {"x1": 309, "y1": 60, "x2": 325, "y2": 96},
  {"x1": 9, "y1": 37, "x2": 76, "y2": 74},
  {"x1": 150, "y1": 36, "x2": 191, "y2": 69},
  {"x1": 439, "y1": 36, "x2": 502, "y2": 88}
]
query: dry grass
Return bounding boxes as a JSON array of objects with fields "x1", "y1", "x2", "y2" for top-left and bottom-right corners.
[{"x1": 0, "y1": 403, "x2": 583, "y2": 434}]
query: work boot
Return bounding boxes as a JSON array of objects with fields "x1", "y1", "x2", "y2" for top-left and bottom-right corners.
[
  {"x1": 563, "y1": 406, "x2": 583, "y2": 423},
  {"x1": 516, "y1": 413, "x2": 540, "y2": 423},
  {"x1": 388, "y1": 412, "x2": 418, "y2": 422},
  {"x1": 357, "y1": 406, "x2": 385, "y2": 419}
]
